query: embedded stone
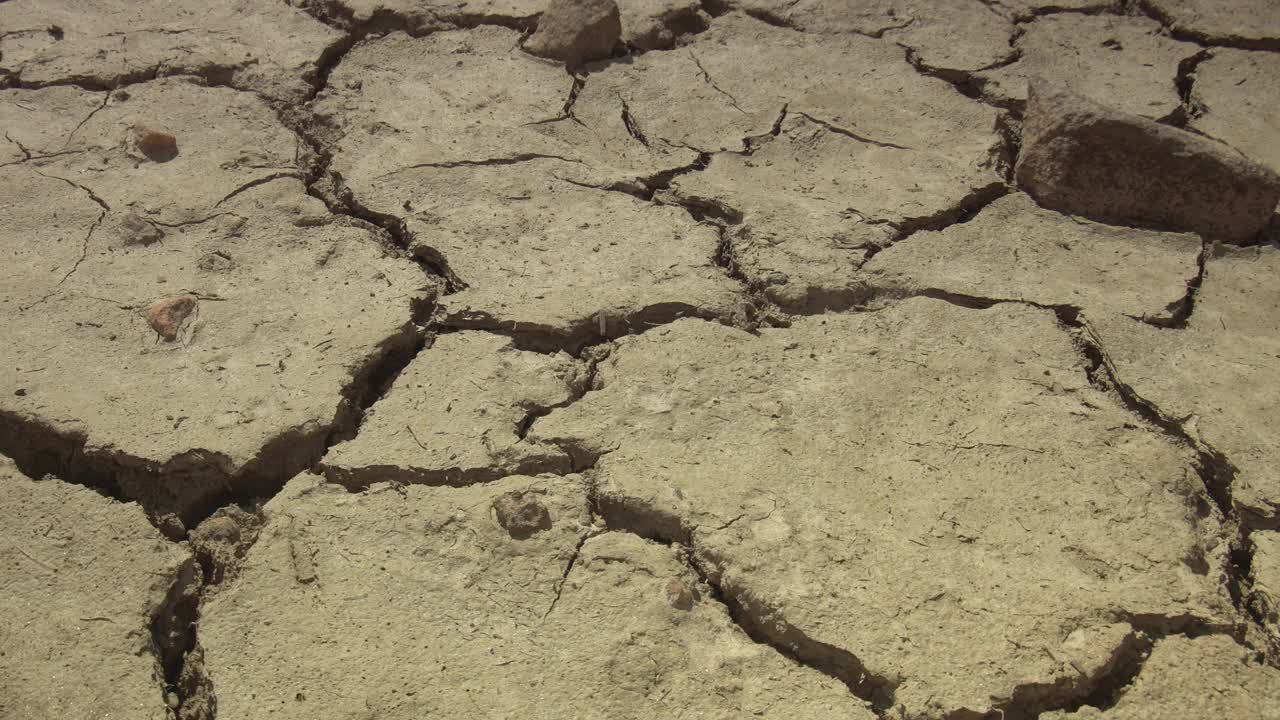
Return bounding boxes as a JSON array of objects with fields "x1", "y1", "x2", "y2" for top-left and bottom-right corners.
[
  {"x1": 132, "y1": 125, "x2": 178, "y2": 162},
  {"x1": 118, "y1": 210, "x2": 164, "y2": 246},
  {"x1": 493, "y1": 490, "x2": 554, "y2": 538},
  {"x1": 143, "y1": 295, "x2": 197, "y2": 341},
  {"x1": 666, "y1": 577, "x2": 695, "y2": 610}
]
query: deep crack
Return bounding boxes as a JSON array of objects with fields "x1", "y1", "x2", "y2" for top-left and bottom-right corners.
[{"x1": 0, "y1": 299, "x2": 432, "y2": 539}]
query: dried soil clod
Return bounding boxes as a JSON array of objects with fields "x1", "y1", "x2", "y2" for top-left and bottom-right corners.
[
  {"x1": 133, "y1": 124, "x2": 179, "y2": 162},
  {"x1": 524, "y1": 0, "x2": 622, "y2": 66},
  {"x1": 189, "y1": 506, "x2": 263, "y2": 586},
  {"x1": 144, "y1": 295, "x2": 197, "y2": 341},
  {"x1": 118, "y1": 209, "x2": 164, "y2": 246},
  {"x1": 493, "y1": 491, "x2": 554, "y2": 539},
  {"x1": 1015, "y1": 79, "x2": 1280, "y2": 242},
  {"x1": 666, "y1": 577, "x2": 694, "y2": 610}
]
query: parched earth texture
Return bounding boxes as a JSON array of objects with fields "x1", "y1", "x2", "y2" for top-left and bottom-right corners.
[{"x1": 2, "y1": 1, "x2": 1280, "y2": 719}]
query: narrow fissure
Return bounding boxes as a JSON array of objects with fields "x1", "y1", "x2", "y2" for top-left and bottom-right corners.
[
  {"x1": 542, "y1": 528, "x2": 592, "y2": 620},
  {"x1": 1160, "y1": 49, "x2": 1213, "y2": 128},
  {"x1": 149, "y1": 557, "x2": 212, "y2": 720},
  {"x1": 1138, "y1": 238, "x2": 1207, "y2": 329},
  {"x1": 1069, "y1": 313, "x2": 1272, "y2": 651},
  {"x1": 620, "y1": 98, "x2": 650, "y2": 147},
  {"x1": 858, "y1": 182, "x2": 1011, "y2": 267},
  {"x1": 11, "y1": 8, "x2": 1279, "y2": 719},
  {"x1": 900, "y1": 47, "x2": 1008, "y2": 108}
]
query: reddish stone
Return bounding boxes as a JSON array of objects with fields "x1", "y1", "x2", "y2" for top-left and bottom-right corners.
[
  {"x1": 133, "y1": 125, "x2": 179, "y2": 162},
  {"x1": 144, "y1": 295, "x2": 197, "y2": 341}
]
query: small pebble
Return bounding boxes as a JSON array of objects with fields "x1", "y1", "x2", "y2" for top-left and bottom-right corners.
[
  {"x1": 144, "y1": 295, "x2": 197, "y2": 341},
  {"x1": 133, "y1": 125, "x2": 179, "y2": 162}
]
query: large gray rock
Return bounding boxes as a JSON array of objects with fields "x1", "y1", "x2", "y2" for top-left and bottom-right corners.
[
  {"x1": 1016, "y1": 80, "x2": 1280, "y2": 242},
  {"x1": 525, "y1": 0, "x2": 622, "y2": 65}
]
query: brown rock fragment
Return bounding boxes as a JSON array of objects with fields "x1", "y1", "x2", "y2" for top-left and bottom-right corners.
[
  {"x1": 1016, "y1": 79, "x2": 1280, "y2": 241},
  {"x1": 493, "y1": 491, "x2": 553, "y2": 538},
  {"x1": 117, "y1": 209, "x2": 164, "y2": 246},
  {"x1": 525, "y1": 0, "x2": 621, "y2": 66},
  {"x1": 144, "y1": 294, "x2": 197, "y2": 341},
  {"x1": 133, "y1": 124, "x2": 178, "y2": 162},
  {"x1": 666, "y1": 577, "x2": 694, "y2": 610}
]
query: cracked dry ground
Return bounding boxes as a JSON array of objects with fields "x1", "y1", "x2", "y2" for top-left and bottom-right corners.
[{"x1": 3, "y1": 0, "x2": 1280, "y2": 718}]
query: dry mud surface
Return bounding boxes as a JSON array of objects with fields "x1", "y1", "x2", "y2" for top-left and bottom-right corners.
[{"x1": 2, "y1": 1, "x2": 1280, "y2": 719}]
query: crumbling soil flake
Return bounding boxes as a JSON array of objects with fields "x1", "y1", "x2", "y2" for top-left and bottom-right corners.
[
  {"x1": 0, "y1": 455, "x2": 193, "y2": 720},
  {"x1": 530, "y1": 300, "x2": 1233, "y2": 718},
  {"x1": 199, "y1": 474, "x2": 872, "y2": 719}
]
